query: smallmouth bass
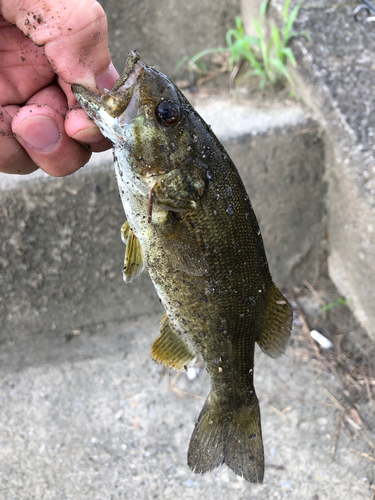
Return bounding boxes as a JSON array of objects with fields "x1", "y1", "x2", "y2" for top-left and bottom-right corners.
[{"x1": 72, "y1": 51, "x2": 292, "y2": 483}]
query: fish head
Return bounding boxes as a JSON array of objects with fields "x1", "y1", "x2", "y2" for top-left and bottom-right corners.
[{"x1": 72, "y1": 51, "x2": 196, "y2": 196}]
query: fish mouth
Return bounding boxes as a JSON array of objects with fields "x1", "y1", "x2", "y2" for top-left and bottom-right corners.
[{"x1": 72, "y1": 50, "x2": 144, "y2": 126}]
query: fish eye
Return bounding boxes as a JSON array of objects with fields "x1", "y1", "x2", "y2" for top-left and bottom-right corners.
[{"x1": 155, "y1": 101, "x2": 180, "y2": 127}]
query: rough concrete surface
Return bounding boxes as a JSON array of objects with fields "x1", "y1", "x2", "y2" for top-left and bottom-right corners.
[
  {"x1": 98, "y1": 0, "x2": 240, "y2": 78},
  {"x1": 0, "y1": 99, "x2": 324, "y2": 341},
  {"x1": 266, "y1": 0, "x2": 375, "y2": 336},
  {"x1": 0, "y1": 313, "x2": 373, "y2": 500},
  {"x1": 0, "y1": 160, "x2": 163, "y2": 342}
]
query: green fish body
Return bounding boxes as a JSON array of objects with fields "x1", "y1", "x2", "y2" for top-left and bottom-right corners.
[{"x1": 72, "y1": 51, "x2": 292, "y2": 483}]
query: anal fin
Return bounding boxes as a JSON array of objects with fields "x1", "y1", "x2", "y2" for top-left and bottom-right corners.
[
  {"x1": 121, "y1": 221, "x2": 145, "y2": 283},
  {"x1": 257, "y1": 284, "x2": 293, "y2": 358},
  {"x1": 151, "y1": 314, "x2": 197, "y2": 371}
]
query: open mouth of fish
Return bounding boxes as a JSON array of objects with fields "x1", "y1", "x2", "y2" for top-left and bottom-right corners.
[{"x1": 71, "y1": 51, "x2": 144, "y2": 136}]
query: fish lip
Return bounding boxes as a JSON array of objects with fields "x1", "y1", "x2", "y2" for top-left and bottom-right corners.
[
  {"x1": 109, "y1": 50, "x2": 143, "y2": 92},
  {"x1": 112, "y1": 62, "x2": 143, "y2": 93},
  {"x1": 96, "y1": 60, "x2": 143, "y2": 121},
  {"x1": 71, "y1": 84, "x2": 106, "y2": 124},
  {"x1": 71, "y1": 51, "x2": 144, "y2": 124},
  {"x1": 110, "y1": 61, "x2": 144, "y2": 124}
]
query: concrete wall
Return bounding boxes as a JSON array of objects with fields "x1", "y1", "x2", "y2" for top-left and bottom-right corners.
[
  {"x1": 0, "y1": 161, "x2": 163, "y2": 342},
  {"x1": 99, "y1": 0, "x2": 240, "y2": 77},
  {"x1": 273, "y1": 0, "x2": 375, "y2": 336},
  {"x1": 240, "y1": 0, "x2": 375, "y2": 336},
  {"x1": 0, "y1": 100, "x2": 325, "y2": 341}
]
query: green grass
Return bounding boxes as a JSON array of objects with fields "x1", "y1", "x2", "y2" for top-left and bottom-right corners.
[
  {"x1": 318, "y1": 297, "x2": 352, "y2": 315},
  {"x1": 186, "y1": 0, "x2": 311, "y2": 91}
]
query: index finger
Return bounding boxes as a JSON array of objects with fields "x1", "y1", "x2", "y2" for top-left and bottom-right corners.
[{"x1": 1, "y1": 0, "x2": 115, "y2": 92}]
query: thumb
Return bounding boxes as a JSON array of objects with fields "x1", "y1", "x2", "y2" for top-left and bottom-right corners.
[{"x1": 1, "y1": 0, "x2": 115, "y2": 92}]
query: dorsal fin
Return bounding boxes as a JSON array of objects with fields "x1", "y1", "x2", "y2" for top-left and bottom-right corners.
[
  {"x1": 256, "y1": 285, "x2": 293, "y2": 358},
  {"x1": 151, "y1": 314, "x2": 197, "y2": 371},
  {"x1": 121, "y1": 221, "x2": 145, "y2": 283}
]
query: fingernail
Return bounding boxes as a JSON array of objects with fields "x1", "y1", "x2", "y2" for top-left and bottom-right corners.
[
  {"x1": 96, "y1": 63, "x2": 119, "y2": 92},
  {"x1": 72, "y1": 127, "x2": 103, "y2": 144},
  {"x1": 17, "y1": 115, "x2": 61, "y2": 151}
]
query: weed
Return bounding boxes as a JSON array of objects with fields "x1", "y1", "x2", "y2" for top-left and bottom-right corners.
[
  {"x1": 318, "y1": 297, "x2": 352, "y2": 315},
  {"x1": 185, "y1": 0, "x2": 311, "y2": 91}
]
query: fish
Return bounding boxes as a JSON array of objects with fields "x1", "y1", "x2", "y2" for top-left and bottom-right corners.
[{"x1": 72, "y1": 50, "x2": 292, "y2": 483}]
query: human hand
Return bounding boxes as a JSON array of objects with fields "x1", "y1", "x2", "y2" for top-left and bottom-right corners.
[{"x1": 0, "y1": 0, "x2": 119, "y2": 176}]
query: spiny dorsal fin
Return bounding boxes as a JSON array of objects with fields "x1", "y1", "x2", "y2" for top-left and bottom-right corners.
[
  {"x1": 151, "y1": 314, "x2": 197, "y2": 371},
  {"x1": 121, "y1": 221, "x2": 145, "y2": 283},
  {"x1": 153, "y1": 213, "x2": 209, "y2": 276},
  {"x1": 256, "y1": 285, "x2": 293, "y2": 358}
]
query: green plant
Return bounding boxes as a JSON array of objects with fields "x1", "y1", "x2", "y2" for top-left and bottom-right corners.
[
  {"x1": 187, "y1": 0, "x2": 310, "y2": 91},
  {"x1": 318, "y1": 297, "x2": 352, "y2": 315}
]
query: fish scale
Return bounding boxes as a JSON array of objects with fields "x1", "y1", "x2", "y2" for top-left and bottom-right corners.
[{"x1": 72, "y1": 50, "x2": 292, "y2": 483}]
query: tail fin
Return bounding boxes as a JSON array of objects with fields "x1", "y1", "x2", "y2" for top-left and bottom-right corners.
[{"x1": 187, "y1": 391, "x2": 264, "y2": 482}]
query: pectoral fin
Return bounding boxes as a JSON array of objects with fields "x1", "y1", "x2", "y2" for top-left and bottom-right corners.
[
  {"x1": 121, "y1": 221, "x2": 145, "y2": 283},
  {"x1": 256, "y1": 285, "x2": 293, "y2": 358},
  {"x1": 153, "y1": 213, "x2": 209, "y2": 276},
  {"x1": 121, "y1": 220, "x2": 131, "y2": 244},
  {"x1": 151, "y1": 314, "x2": 197, "y2": 371}
]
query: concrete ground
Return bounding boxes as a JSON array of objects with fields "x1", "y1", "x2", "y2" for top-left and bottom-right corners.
[{"x1": 0, "y1": 308, "x2": 373, "y2": 500}]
